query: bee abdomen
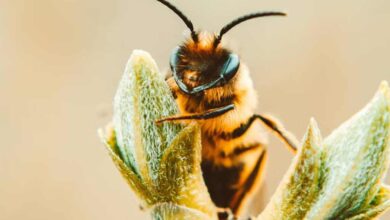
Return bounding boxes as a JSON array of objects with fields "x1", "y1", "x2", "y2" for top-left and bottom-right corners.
[
  {"x1": 201, "y1": 145, "x2": 267, "y2": 213},
  {"x1": 219, "y1": 143, "x2": 261, "y2": 159},
  {"x1": 201, "y1": 160, "x2": 245, "y2": 208}
]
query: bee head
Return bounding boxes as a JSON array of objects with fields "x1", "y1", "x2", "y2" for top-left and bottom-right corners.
[
  {"x1": 156, "y1": 0, "x2": 286, "y2": 95},
  {"x1": 169, "y1": 32, "x2": 240, "y2": 95}
]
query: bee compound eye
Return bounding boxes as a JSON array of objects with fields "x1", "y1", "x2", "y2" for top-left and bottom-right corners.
[
  {"x1": 170, "y1": 47, "x2": 180, "y2": 71},
  {"x1": 221, "y1": 53, "x2": 240, "y2": 81}
]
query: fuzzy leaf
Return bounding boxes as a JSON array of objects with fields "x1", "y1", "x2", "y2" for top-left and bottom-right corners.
[
  {"x1": 258, "y1": 119, "x2": 323, "y2": 219},
  {"x1": 150, "y1": 203, "x2": 212, "y2": 220},
  {"x1": 113, "y1": 50, "x2": 183, "y2": 181},
  {"x1": 102, "y1": 50, "x2": 217, "y2": 219},
  {"x1": 306, "y1": 81, "x2": 390, "y2": 219},
  {"x1": 347, "y1": 186, "x2": 390, "y2": 220},
  {"x1": 99, "y1": 125, "x2": 153, "y2": 205},
  {"x1": 258, "y1": 81, "x2": 390, "y2": 220},
  {"x1": 157, "y1": 124, "x2": 217, "y2": 218}
]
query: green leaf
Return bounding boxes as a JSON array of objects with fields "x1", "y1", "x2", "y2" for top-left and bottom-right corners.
[
  {"x1": 258, "y1": 81, "x2": 390, "y2": 220},
  {"x1": 306, "y1": 81, "x2": 390, "y2": 219},
  {"x1": 113, "y1": 50, "x2": 183, "y2": 182},
  {"x1": 347, "y1": 186, "x2": 390, "y2": 220},
  {"x1": 98, "y1": 125, "x2": 153, "y2": 205},
  {"x1": 258, "y1": 119, "x2": 323, "y2": 219},
  {"x1": 150, "y1": 203, "x2": 212, "y2": 220},
  {"x1": 102, "y1": 50, "x2": 217, "y2": 219},
  {"x1": 157, "y1": 124, "x2": 217, "y2": 218}
]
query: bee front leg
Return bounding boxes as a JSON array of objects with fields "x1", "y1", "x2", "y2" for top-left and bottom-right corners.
[{"x1": 156, "y1": 104, "x2": 235, "y2": 123}]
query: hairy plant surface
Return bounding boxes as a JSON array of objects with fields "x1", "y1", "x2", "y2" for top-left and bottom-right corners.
[
  {"x1": 258, "y1": 82, "x2": 390, "y2": 220},
  {"x1": 99, "y1": 50, "x2": 217, "y2": 220}
]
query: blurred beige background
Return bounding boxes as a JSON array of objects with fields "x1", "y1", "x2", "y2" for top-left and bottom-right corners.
[{"x1": 1, "y1": 0, "x2": 389, "y2": 219}]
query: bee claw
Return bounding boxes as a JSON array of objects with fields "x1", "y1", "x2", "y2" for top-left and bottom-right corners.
[
  {"x1": 217, "y1": 207, "x2": 237, "y2": 220},
  {"x1": 155, "y1": 118, "x2": 166, "y2": 124}
]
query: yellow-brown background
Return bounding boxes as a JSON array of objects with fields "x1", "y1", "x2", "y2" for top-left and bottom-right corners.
[{"x1": 1, "y1": 0, "x2": 389, "y2": 219}]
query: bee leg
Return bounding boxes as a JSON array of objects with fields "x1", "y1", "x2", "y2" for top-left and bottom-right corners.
[
  {"x1": 229, "y1": 149, "x2": 268, "y2": 215},
  {"x1": 156, "y1": 104, "x2": 234, "y2": 123},
  {"x1": 217, "y1": 207, "x2": 236, "y2": 220},
  {"x1": 223, "y1": 114, "x2": 298, "y2": 153},
  {"x1": 254, "y1": 114, "x2": 299, "y2": 153}
]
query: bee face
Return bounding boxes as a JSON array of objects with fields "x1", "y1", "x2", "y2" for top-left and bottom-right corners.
[
  {"x1": 170, "y1": 32, "x2": 240, "y2": 95},
  {"x1": 157, "y1": 0, "x2": 285, "y2": 96}
]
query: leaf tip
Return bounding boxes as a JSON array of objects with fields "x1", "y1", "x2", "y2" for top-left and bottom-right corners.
[
  {"x1": 309, "y1": 117, "x2": 318, "y2": 129},
  {"x1": 306, "y1": 117, "x2": 322, "y2": 143},
  {"x1": 379, "y1": 80, "x2": 390, "y2": 103},
  {"x1": 128, "y1": 49, "x2": 159, "y2": 73}
]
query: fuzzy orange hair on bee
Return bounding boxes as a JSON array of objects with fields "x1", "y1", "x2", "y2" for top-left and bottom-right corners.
[{"x1": 155, "y1": 0, "x2": 299, "y2": 218}]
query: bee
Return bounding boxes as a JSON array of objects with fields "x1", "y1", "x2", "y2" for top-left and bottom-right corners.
[{"x1": 155, "y1": 0, "x2": 299, "y2": 217}]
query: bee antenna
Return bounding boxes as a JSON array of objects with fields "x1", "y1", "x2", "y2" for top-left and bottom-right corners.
[
  {"x1": 156, "y1": 0, "x2": 198, "y2": 42},
  {"x1": 214, "y1": 11, "x2": 286, "y2": 47}
]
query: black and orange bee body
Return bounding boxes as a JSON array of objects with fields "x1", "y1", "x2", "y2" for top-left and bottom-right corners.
[{"x1": 155, "y1": 0, "x2": 298, "y2": 217}]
